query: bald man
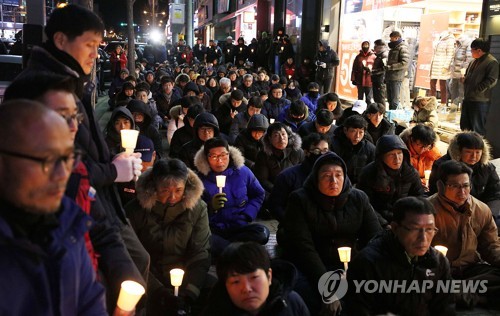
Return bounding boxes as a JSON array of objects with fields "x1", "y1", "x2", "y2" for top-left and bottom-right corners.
[{"x1": 0, "y1": 100, "x2": 106, "y2": 314}]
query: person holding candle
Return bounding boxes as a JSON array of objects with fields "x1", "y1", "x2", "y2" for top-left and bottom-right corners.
[
  {"x1": 203, "y1": 242, "x2": 310, "y2": 316},
  {"x1": 233, "y1": 37, "x2": 249, "y2": 67},
  {"x1": 429, "y1": 160, "x2": 500, "y2": 309},
  {"x1": 399, "y1": 124, "x2": 442, "y2": 188},
  {"x1": 9, "y1": 5, "x2": 150, "y2": 312},
  {"x1": 346, "y1": 197, "x2": 454, "y2": 315},
  {"x1": 262, "y1": 84, "x2": 291, "y2": 121},
  {"x1": 223, "y1": 36, "x2": 235, "y2": 64},
  {"x1": 277, "y1": 152, "x2": 382, "y2": 314},
  {"x1": 207, "y1": 39, "x2": 222, "y2": 65},
  {"x1": 193, "y1": 38, "x2": 207, "y2": 63},
  {"x1": 0, "y1": 100, "x2": 107, "y2": 314},
  {"x1": 229, "y1": 96, "x2": 264, "y2": 144},
  {"x1": 194, "y1": 138, "x2": 269, "y2": 257},
  {"x1": 126, "y1": 158, "x2": 213, "y2": 315}
]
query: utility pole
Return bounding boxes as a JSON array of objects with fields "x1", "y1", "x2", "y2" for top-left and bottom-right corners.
[
  {"x1": 152, "y1": 0, "x2": 155, "y2": 30},
  {"x1": 186, "y1": 0, "x2": 192, "y2": 47}
]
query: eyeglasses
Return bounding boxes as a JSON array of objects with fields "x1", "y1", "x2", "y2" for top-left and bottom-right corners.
[
  {"x1": 61, "y1": 112, "x2": 84, "y2": 125},
  {"x1": 446, "y1": 183, "x2": 471, "y2": 190},
  {"x1": 199, "y1": 127, "x2": 214, "y2": 133},
  {"x1": 310, "y1": 148, "x2": 329, "y2": 155},
  {"x1": 0, "y1": 149, "x2": 82, "y2": 174},
  {"x1": 208, "y1": 152, "x2": 229, "y2": 161},
  {"x1": 401, "y1": 225, "x2": 439, "y2": 236}
]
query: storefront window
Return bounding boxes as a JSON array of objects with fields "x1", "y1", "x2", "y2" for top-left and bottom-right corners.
[
  {"x1": 335, "y1": 0, "x2": 482, "y2": 105},
  {"x1": 285, "y1": 0, "x2": 303, "y2": 58}
]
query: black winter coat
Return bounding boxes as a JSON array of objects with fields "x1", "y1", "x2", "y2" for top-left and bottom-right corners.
[
  {"x1": 365, "y1": 117, "x2": 395, "y2": 145},
  {"x1": 358, "y1": 136, "x2": 425, "y2": 224},
  {"x1": 277, "y1": 153, "x2": 382, "y2": 285},
  {"x1": 169, "y1": 120, "x2": 194, "y2": 159},
  {"x1": 331, "y1": 127, "x2": 375, "y2": 184},
  {"x1": 234, "y1": 129, "x2": 265, "y2": 169},
  {"x1": 346, "y1": 231, "x2": 455, "y2": 316}
]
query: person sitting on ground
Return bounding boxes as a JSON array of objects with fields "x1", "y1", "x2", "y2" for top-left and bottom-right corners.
[
  {"x1": 262, "y1": 84, "x2": 291, "y2": 121},
  {"x1": 136, "y1": 83, "x2": 161, "y2": 130},
  {"x1": 269, "y1": 133, "x2": 330, "y2": 221},
  {"x1": 284, "y1": 79, "x2": 302, "y2": 103},
  {"x1": 429, "y1": 131, "x2": 500, "y2": 225},
  {"x1": 169, "y1": 104, "x2": 205, "y2": 159},
  {"x1": 400, "y1": 124, "x2": 442, "y2": 187},
  {"x1": 211, "y1": 77, "x2": 232, "y2": 114},
  {"x1": 155, "y1": 76, "x2": 182, "y2": 127},
  {"x1": 110, "y1": 81, "x2": 135, "y2": 110},
  {"x1": 202, "y1": 242, "x2": 310, "y2": 316},
  {"x1": 430, "y1": 160, "x2": 500, "y2": 309},
  {"x1": 234, "y1": 113, "x2": 269, "y2": 169},
  {"x1": 0, "y1": 100, "x2": 107, "y2": 314},
  {"x1": 229, "y1": 96, "x2": 263, "y2": 144},
  {"x1": 300, "y1": 82, "x2": 321, "y2": 114},
  {"x1": 358, "y1": 135, "x2": 425, "y2": 226},
  {"x1": 337, "y1": 99, "x2": 367, "y2": 126},
  {"x1": 331, "y1": 115, "x2": 375, "y2": 185},
  {"x1": 316, "y1": 92, "x2": 344, "y2": 121},
  {"x1": 194, "y1": 138, "x2": 269, "y2": 256},
  {"x1": 215, "y1": 89, "x2": 247, "y2": 136},
  {"x1": 298, "y1": 109, "x2": 337, "y2": 146},
  {"x1": 167, "y1": 96, "x2": 202, "y2": 144},
  {"x1": 108, "y1": 68, "x2": 129, "y2": 100},
  {"x1": 127, "y1": 99, "x2": 163, "y2": 159},
  {"x1": 347, "y1": 197, "x2": 454, "y2": 316},
  {"x1": 126, "y1": 159, "x2": 213, "y2": 315},
  {"x1": 179, "y1": 112, "x2": 220, "y2": 170},
  {"x1": 364, "y1": 102, "x2": 395, "y2": 144},
  {"x1": 254, "y1": 70, "x2": 270, "y2": 92},
  {"x1": 278, "y1": 99, "x2": 314, "y2": 133},
  {"x1": 253, "y1": 122, "x2": 304, "y2": 195},
  {"x1": 410, "y1": 96, "x2": 439, "y2": 129},
  {"x1": 277, "y1": 152, "x2": 382, "y2": 315},
  {"x1": 238, "y1": 73, "x2": 260, "y2": 99}
]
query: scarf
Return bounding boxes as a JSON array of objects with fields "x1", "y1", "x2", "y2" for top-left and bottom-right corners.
[{"x1": 388, "y1": 38, "x2": 403, "y2": 49}]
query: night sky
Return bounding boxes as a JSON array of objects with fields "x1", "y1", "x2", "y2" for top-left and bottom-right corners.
[{"x1": 95, "y1": 0, "x2": 168, "y2": 31}]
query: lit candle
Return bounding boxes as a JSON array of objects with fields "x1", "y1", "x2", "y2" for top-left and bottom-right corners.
[
  {"x1": 240, "y1": 47, "x2": 243, "y2": 52},
  {"x1": 216, "y1": 175, "x2": 226, "y2": 194},
  {"x1": 177, "y1": 47, "x2": 180, "y2": 52},
  {"x1": 251, "y1": 49, "x2": 254, "y2": 53},
  {"x1": 288, "y1": 75, "x2": 292, "y2": 79},
  {"x1": 227, "y1": 49, "x2": 230, "y2": 53},
  {"x1": 280, "y1": 46, "x2": 284, "y2": 52},
  {"x1": 435, "y1": 245, "x2": 448, "y2": 256},
  {"x1": 121, "y1": 129, "x2": 139, "y2": 154},
  {"x1": 116, "y1": 281, "x2": 145, "y2": 312},
  {"x1": 461, "y1": 68, "x2": 466, "y2": 76},
  {"x1": 170, "y1": 269, "x2": 185, "y2": 297},
  {"x1": 362, "y1": 60, "x2": 366, "y2": 67},
  {"x1": 338, "y1": 247, "x2": 351, "y2": 271},
  {"x1": 424, "y1": 170, "x2": 431, "y2": 186},
  {"x1": 269, "y1": 118, "x2": 275, "y2": 124}
]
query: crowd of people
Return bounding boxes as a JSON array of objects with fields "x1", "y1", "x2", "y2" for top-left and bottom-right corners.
[{"x1": 1, "y1": 4, "x2": 500, "y2": 316}]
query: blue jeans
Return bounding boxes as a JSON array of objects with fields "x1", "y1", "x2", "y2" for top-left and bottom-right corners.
[
  {"x1": 460, "y1": 100, "x2": 489, "y2": 135},
  {"x1": 386, "y1": 80, "x2": 402, "y2": 110}
]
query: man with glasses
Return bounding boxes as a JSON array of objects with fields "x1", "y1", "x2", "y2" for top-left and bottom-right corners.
[
  {"x1": 8, "y1": 5, "x2": 149, "y2": 312},
  {"x1": 194, "y1": 138, "x2": 268, "y2": 257},
  {"x1": 461, "y1": 38, "x2": 499, "y2": 135},
  {"x1": 0, "y1": 100, "x2": 106, "y2": 314},
  {"x1": 347, "y1": 196, "x2": 454, "y2": 315},
  {"x1": 400, "y1": 124, "x2": 442, "y2": 187},
  {"x1": 430, "y1": 160, "x2": 500, "y2": 309}
]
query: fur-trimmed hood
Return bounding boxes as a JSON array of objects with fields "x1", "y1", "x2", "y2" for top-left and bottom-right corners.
[
  {"x1": 447, "y1": 131, "x2": 491, "y2": 165},
  {"x1": 412, "y1": 96, "x2": 438, "y2": 112},
  {"x1": 262, "y1": 125, "x2": 302, "y2": 155},
  {"x1": 135, "y1": 168, "x2": 204, "y2": 210},
  {"x1": 218, "y1": 92, "x2": 248, "y2": 106},
  {"x1": 193, "y1": 145, "x2": 245, "y2": 176}
]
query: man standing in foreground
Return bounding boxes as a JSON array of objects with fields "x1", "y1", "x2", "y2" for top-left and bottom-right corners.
[
  {"x1": 10, "y1": 4, "x2": 148, "y2": 311},
  {"x1": 461, "y1": 38, "x2": 499, "y2": 135},
  {"x1": 0, "y1": 100, "x2": 106, "y2": 315}
]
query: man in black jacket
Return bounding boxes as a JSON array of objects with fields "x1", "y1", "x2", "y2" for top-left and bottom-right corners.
[
  {"x1": 315, "y1": 40, "x2": 340, "y2": 94},
  {"x1": 8, "y1": 5, "x2": 149, "y2": 312},
  {"x1": 347, "y1": 197, "x2": 455, "y2": 316}
]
